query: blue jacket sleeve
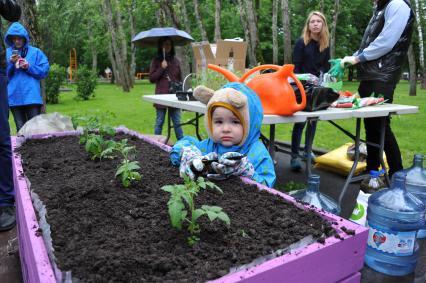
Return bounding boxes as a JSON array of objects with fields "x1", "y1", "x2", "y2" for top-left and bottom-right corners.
[
  {"x1": 5, "y1": 49, "x2": 15, "y2": 78},
  {"x1": 25, "y1": 49, "x2": 49, "y2": 80},
  {"x1": 170, "y1": 136, "x2": 201, "y2": 166},
  {"x1": 246, "y1": 141, "x2": 276, "y2": 188}
]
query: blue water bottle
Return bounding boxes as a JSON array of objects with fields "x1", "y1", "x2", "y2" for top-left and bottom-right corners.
[
  {"x1": 365, "y1": 171, "x2": 425, "y2": 276},
  {"x1": 291, "y1": 174, "x2": 341, "y2": 215},
  {"x1": 404, "y1": 154, "x2": 426, "y2": 238}
]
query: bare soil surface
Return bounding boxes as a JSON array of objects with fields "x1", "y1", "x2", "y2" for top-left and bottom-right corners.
[{"x1": 18, "y1": 134, "x2": 335, "y2": 282}]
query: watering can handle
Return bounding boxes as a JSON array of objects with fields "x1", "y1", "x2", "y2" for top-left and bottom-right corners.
[
  {"x1": 289, "y1": 73, "x2": 306, "y2": 112},
  {"x1": 207, "y1": 64, "x2": 239, "y2": 82},
  {"x1": 239, "y1": 64, "x2": 281, "y2": 83}
]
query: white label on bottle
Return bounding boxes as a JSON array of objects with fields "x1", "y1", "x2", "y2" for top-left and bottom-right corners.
[{"x1": 366, "y1": 223, "x2": 416, "y2": 256}]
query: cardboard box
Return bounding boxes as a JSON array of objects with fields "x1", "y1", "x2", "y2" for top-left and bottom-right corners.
[{"x1": 192, "y1": 39, "x2": 247, "y2": 73}]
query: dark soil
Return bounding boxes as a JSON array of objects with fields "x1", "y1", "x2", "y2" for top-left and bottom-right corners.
[{"x1": 18, "y1": 134, "x2": 336, "y2": 283}]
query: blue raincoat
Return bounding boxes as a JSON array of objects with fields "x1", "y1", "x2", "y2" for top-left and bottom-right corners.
[
  {"x1": 170, "y1": 82, "x2": 276, "y2": 187},
  {"x1": 5, "y1": 22, "x2": 49, "y2": 107}
]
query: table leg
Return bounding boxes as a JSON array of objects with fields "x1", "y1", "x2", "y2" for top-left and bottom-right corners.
[
  {"x1": 378, "y1": 116, "x2": 390, "y2": 185},
  {"x1": 269, "y1": 124, "x2": 276, "y2": 160},
  {"x1": 165, "y1": 109, "x2": 171, "y2": 145},
  {"x1": 195, "y1": 113, "x2": 202, "y2": 141},
  {"x1": 338, "y1": 118, "x2": 361, "y2": 206},
  {"x1": 305, "y1": 119, "x2": 315, "y2": 178}
]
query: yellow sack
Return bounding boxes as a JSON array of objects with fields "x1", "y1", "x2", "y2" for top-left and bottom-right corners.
[{"x1": 314, "y1": 143, "x2": 388, "y2": 176}]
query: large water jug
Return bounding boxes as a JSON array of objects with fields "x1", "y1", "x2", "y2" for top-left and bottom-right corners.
[
  {"x1": 365, "y1": 171, "x2": 425, "y2": 276},
  {"x1": 291, "y1": 175, "x2": 341, "y2": 215},
  {"x1": 405, "y1": 154, "x2": 426, "y2": 237}
]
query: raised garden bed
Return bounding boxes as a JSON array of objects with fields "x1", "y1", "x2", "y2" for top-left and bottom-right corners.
[{"x1": 12, "y1": 129, "x2": 368, "y2": 283}]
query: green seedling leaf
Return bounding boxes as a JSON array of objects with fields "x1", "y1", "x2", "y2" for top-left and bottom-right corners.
[{"x1": 217, "y1": 212, "x2": 231, "y2": 226}]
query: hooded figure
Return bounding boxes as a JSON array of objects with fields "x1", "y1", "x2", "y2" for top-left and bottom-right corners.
[
  {"x1": 170, "y1": 82, "x2": 276, "y2": 188},
  {"x1": 5, "y1": 22, "x2": 49, "y2": 131}
]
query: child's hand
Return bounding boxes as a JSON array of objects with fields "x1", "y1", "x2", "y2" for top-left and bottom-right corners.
[
  {"x1": 208, "y1": 152, "x2": 254, "y2": 180},
  {"x1": 179, "y1": 146, "x2": 204, "y2": 179}
]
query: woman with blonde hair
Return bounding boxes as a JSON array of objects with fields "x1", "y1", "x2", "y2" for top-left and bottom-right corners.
[{"x1": 290, "y1": 11, "x2": 330, "y2": 171}]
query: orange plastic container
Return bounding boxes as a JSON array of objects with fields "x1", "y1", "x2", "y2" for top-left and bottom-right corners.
[{"x1": 208, "y1": 64, "x2": 306, "y2": 115}]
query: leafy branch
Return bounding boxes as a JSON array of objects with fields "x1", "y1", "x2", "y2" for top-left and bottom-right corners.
[{"x1": 161, "y1": 176, "x2": 230, "y2": 246}]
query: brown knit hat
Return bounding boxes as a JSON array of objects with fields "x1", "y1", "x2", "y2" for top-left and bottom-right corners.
[{"x1": 193, "y1": 85, "x2": 250, "y2": 146}]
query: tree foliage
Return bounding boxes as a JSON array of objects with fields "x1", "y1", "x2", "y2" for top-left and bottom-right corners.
[{"x1": 35, "y1": 0, "x2": 424, "y2": 78}]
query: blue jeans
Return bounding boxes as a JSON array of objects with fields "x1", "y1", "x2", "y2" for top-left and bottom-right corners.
[
  {"x1": 0, "y1": 72, "x2": 14, "y2": 206},
  {"x1": 10, "y1": 104, "x2": 41, "y2": 132},
  {"x1": 154, "y1": 108, "x2": 183, "y2": 140},
  {"x1": 291, "y1": 121, "x2": 317, "y2": 158}
]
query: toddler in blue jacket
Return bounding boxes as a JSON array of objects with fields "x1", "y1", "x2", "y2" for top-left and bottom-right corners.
[{"x1": 170, "y1": 82, "x2": 276, "y2": 188}]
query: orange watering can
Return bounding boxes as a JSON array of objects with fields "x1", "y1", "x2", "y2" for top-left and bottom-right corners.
[{"x1": 208, "y1": 64, "x2": 306, "y2": 115}]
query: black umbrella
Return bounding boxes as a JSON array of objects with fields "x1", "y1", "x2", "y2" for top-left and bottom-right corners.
[{"x1": 132, "y1": 27, "x2": 194, "y2": 47}]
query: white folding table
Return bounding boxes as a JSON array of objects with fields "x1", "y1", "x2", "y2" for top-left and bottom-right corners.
[{"x1": 143, "y1": 94, "x2": 418, "y2": 207}]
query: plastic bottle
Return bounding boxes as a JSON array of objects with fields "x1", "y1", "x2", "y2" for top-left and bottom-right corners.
[
  {"x1": 360, "y1": 170, "x2": 386, "y2": 194},
  {"x1": 227, "y1": 48, "x2": 234, "y2": 72},
  {"x1": 405, "y1": 154, "x2": 426, "y2": 224},
  {"x1": 365, "y1": 171, "x2": 425, "y2": 276},
  {"x1": 291, "y1": 174, "x2": 341, "y2": 215},
  {"x1": 403, "y1": 154, "x2": 426, "y2": 282}
]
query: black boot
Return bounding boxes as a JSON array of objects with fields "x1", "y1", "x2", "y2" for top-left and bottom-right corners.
[{"x1": 0, "y1": 206, "x2": 16, "y2": 231}]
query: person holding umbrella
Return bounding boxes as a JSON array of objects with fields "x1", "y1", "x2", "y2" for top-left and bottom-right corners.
[{"x1": 149, "y1": 37, "x2": 184, "y2": 140}]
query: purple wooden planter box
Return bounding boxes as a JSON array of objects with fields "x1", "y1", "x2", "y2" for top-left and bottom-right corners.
[{"x1": 12, "y1": 129, "x2": 368, "y2": 283}]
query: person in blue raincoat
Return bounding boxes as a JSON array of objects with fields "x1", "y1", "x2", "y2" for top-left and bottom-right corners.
[
  {"x1": 5, "y1": 22, "x2": 49, "y2": 131},
  {"x1": 170, "y1": 82, "x2": 276, "y2": 188}
]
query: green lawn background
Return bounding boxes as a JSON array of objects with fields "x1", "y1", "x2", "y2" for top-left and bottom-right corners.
[{"x1": 8, "y1": 80, "x2": 425, "y2": 168}]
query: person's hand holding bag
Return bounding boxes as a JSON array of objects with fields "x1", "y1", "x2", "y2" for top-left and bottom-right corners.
[
  {"x1": 208, "y1": 152, "x2": 255, "y2": 180},
  {"x1": 340, "y1": 56, "x2": 360, "y2": 68}
]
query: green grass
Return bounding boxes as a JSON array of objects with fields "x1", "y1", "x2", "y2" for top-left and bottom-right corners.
[{"x1": 9, "y1": 80, "x2": 425, "y2": 167}]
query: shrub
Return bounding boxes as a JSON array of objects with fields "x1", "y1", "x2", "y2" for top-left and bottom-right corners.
[
  {"x1": 45, "y1": 64, "x2": 66, "y2": 104},
  {"x1": 76, "y1": 65, "x2": 98, "y2": 100}
]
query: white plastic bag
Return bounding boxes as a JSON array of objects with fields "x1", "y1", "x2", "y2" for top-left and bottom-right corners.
[
  {"x1": 17, "y1": 112, "x2": 74, "y2": 137},
  {"x1": 349, "y1": 190, "x2": 371, "y2": 226}
]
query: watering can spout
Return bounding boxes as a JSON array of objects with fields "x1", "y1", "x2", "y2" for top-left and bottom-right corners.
[{"x1": 207, "y1": 64, "x2": 239, "y2": 82}]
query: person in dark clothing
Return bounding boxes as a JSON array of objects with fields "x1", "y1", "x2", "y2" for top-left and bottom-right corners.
[
  {"x1": 149, "y1": 37, "x2": 183, "y2": 140},
  {"x1": 290, "y1": 11, "x2": 330, "y2": 171},
  {"x1": 341, "y1": 0, "x2": 413, "y2": 177},
  {"x1": 0, "y1": 1, "x2": 21, "y2": 232}
]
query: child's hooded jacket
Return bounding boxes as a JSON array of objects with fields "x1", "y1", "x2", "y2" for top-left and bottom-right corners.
[
  {"x1": 170, "y1": 82, "x2": 276, "y2": 187},
  {"x1": 5, "y1": 22, "x2": 49, "y2": 106}
]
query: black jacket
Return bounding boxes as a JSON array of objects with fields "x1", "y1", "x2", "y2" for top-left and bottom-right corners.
[
  {"x1": 0, "y1": 0, "x2": 21, "y2": 70},
  {"x1": 356, "y1": 0, "x2": 414, "y2": 83}
]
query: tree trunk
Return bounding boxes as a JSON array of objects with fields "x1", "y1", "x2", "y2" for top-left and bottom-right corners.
[
  {"x1": 157, "y1": 1, "x2": 190, "y2": 78},
  {"x1": 414, "y1": 0, "x2": 426, "y2": 88},
  {"x1": 245, "y1": 0, "x2": 263, "y2": 64},
  {"x1": 103, "y1": 0, "x2": 129, "y2": 90},
  {"x1": 16, "y1": 0, "x2": 42, "y2": 46},
  {"x1": 193, "y1": 0, "x2": 208, "y2": 41},
  {"x1": 108, "y1": 41, "x2": 120, "y2": 85},
  {"x1": 177, "y1": 0, "x2": 191, "y2": 33},
  {"x1": 236, "y1": 0, "x2": 256, "y2": 66},
  {"x1": 320, "y1": 0, "x2": 324, "y2": 14},
  {"x1": 159, "y1": 0, "x2": 180, "y2": 28},
  {"x1": 214, "y1": 0, "x2": 222, "y2": 41},
  {"x1": 17, "y1": 0, "x2": 46, "y2": 113},
  {"x1": 272, "y1": 0, "x2": 279, "y2": 64},
  {"x1": 87, "y1": 25, "x2": 98, "y2": 72},
  {"x1": 281, "y1": 0, "x2": 292, "y2": 64},
  {"x1": 408, "y1": 43, "x2": 417, "y2": 96},
  {"x1": 128, "y1": 0, "x2": 137, "y2": 85},
  {"x1": 330, "y1": 0, "x2": 340, "y2": 59},
  {"x1": 114, "y1": 0, "x2": 133, "y2": 90}
]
